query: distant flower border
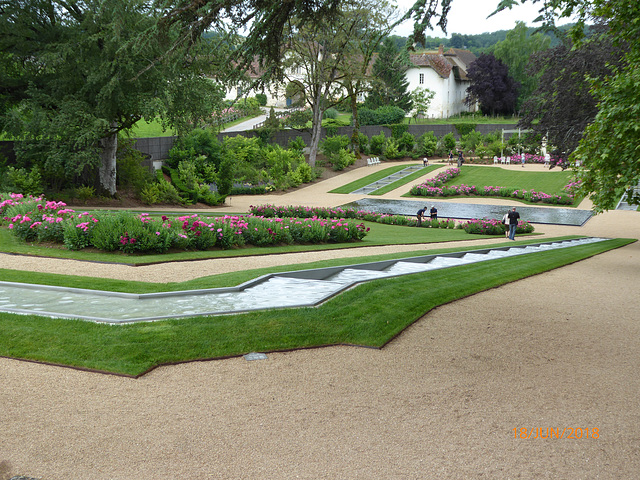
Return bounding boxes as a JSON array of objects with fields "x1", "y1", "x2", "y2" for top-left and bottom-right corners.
[{"x1": 410, "y1": 169, "x2": 577, "y2": 205}]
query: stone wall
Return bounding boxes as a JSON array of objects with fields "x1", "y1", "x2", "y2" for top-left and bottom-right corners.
[
  {"x1": 133, "y1": 124, "x2": 519, "y2": 161},
  {"x1": 0, "y1": 124, "x2": 519, "y2": 166}
]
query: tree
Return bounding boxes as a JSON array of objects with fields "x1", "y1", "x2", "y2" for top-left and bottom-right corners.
[
  {"x1": 491, "y1": 21, "x2": 550, "y2": 110},
  {"x1": 465, "y1": 53, "x2": 519, "y2": 116},
  {"x1": 281, "y1": 13, "x2": 350, "y2": 167},
  {"x1": 0, "y1": 0, "x2": 225, "y2": 195},
  {"x1": 364, "y1": 38, "x2": 413, "y2": 112},
  {"x1": 490, "y1": 0, "x2": 640, "y2": 210},
  {"x1": 519, "y1": 24, "x2": 624, "y2": 162},
  {"x1": 410, "y1": 87, "x2": 436, "y2": 122},
  {"x1": 335, "y1": 0, "x2": 401, "y2": 154}
]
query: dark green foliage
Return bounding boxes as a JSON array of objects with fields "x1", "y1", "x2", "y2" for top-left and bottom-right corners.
[
  {"x1": 320, "y1": 135, "x2": 350, "y2": 157},
  {"x1": 369, "y1": 132, "x2": 387, "y2": 155},
  {"x1": 0, "y1": 0, "x2": 226, "y2": 194},
  {"x1": 216, "y1": 157, "x2": 234, "y2": 196},
  {"x1": 323, "y1": 108, "x2": 339, "y2": 119},
  {"x1": 397, "y1": 132, "x2": 416, "y2": 152},
  {"x1": 454, "y1": 123, "x2": 477, "y2": 136},
  {"x1": 264, "y1": 107, "x2": 281, "y2": 129},
  {"x1": 116, "y1": 138, "x2": 155, "y2": 196},
  {"x1": 255, "y1": 94, "x2": 268, "y2": 106},
  {"x1": 417, "y1": 131, "x2": 438, "y2": 156},
  {"x1": 364, "y1": 38, "x2": 413, "y2": 112},
  {"x1": 167, "y1": 129, "x2": 222, "y2": 170},
  {"x1": 357, "y1": 106, "x2": 406, "y2": 126},
  {"x1": 282, "y1": 109, "x2": 312, "y2": 128}
]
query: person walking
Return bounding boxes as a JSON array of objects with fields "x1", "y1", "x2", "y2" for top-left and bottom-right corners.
[
  {"x1": 507, "y1": 207, "x2": 520, "y2": 240},
  {"x1": 457, "y1": 151, "x2": 464, "y2": 168}
]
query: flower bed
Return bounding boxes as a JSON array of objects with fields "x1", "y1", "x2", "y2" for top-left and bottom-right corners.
[
  {"x1": 410, "y1": 169, "x2": 575, "y2": 205},
  {"x1": 250, "y1": 204, "x2": 457, "y2": 229},
  {"x1": 1, "y1": 193, "x2": 368, "y2": 253},
  {"x1": 457, "y1": 218, "x2": 534, "y2": 235}
]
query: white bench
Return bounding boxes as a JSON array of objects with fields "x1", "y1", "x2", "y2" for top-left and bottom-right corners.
[{"x1": 367, "y1": 157, "x2": 380, "y2": 166}]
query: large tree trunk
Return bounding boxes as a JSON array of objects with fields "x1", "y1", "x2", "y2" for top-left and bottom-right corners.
[
  {"x1": 98, "y1": 130, "x2": 118, "y2": 196},
  {"x1": 307, "y1": 92, "x2": 324, "y2": 167}
]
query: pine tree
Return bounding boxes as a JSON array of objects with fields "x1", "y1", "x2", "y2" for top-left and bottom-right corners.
[{"x1": 365, "y1": 38, "x2": 413, "y2": 112}]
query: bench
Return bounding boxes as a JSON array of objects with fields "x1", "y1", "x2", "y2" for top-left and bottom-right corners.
[{"x1": 367, "y1": 157, "x2": 380, "y2": 166}]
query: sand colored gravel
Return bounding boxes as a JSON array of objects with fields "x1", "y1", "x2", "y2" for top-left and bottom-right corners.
[{"x1": 1, "y1": 162, "x2": 639, "y2": 479}]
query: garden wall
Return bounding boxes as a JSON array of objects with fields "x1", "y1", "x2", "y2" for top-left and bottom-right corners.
[
  {"x1": 0, "y1": 124, "x2": 519, "y2": 166},
  {"x1": 133, "y1": 123, "x2": 519, "y2": 161}
]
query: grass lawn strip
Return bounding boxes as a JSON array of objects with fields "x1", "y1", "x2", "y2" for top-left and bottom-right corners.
[
  {"x1": 0, "y1": 221, "x2": 476, "y2": 265},
  {"x1": 369, "y1": 166, "x2": 442, "y2": 195},
  {"x1": 329, "y1": 165, "x2": 438, "y2": 194},
  {"x1": 0, "y1": 236, "x2": 584, "y2": 292},
  {"x1": 0, "y1": 238, "x2": 632, "y2": 376}
]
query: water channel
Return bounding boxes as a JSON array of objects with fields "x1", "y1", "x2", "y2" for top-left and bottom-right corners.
[{"x1": 0, "y1": 237, "x2": 606, "y2": 324}]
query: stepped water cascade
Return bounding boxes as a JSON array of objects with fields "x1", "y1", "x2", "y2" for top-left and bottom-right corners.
[{"x1": 0, "y1": 238, "x2": 607, "y2": 324}]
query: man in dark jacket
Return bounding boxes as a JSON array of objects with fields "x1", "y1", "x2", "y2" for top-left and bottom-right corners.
[
  {"x1": 417, "y1": 206, "x2": 427, "y2": 227},
  {"x1": 507, "y1": 207, "x2": 520, "y2": 240}
]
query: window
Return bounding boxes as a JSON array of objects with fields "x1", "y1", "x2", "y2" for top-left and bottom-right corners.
[{"x1": 419, "y1": 73, "x2": 424, "y2": 85}]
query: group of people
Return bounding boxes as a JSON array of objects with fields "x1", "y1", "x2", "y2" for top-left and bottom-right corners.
[
  {"x1": 447, "y1": 150, "x2": 465, "y2": 167},
  {"x1": 502, "y1": 207, "x2": 520, "y2": 240},
  {"x1": 417, "y1": 205, "x2": 522, "y2": 240},
  {"x1": 416, "y1": 205, "x2": 438, "y2": 227}
]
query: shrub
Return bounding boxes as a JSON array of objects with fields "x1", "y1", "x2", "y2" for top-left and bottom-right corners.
[
  {"x1": 288, "y1": 137, "x2": 306, "y2": 152},
  {"x1": 370, "y1": 131, "x2": 387, "y2": 155},
  {"x1": 255, "y1": 93, "x2": 267, "y2": 106},
  {"x1": 116, "y1": 138, "x2": 155, "y2": 195},
  {"x1": 75, "y1": 185, "x2": 96, "y2": 202},
  {"x1": 331, "y1": 149, "x2": 356, "y2": 171},
  {"x1": 442, "y1": 132, "x2": 457, "y2": 151},
  {"x1": 356, "y1": 132, "x2": 369, "y2": 153},
  {"x1": 397, "y1": 131, "x2": 416, "y2": 152},
  {"x1": 417, "y1": 131, "x2": 438, "y2": 156},
  {"x1": 5, "y1": 166, "x2": 44, "y2": 196},
  {"x1": 167, "y1": 128, "x2": 222, "y2": 170},
  {"x1": 282, "y1": 109, "x2": 312, "y2": 128},
  {"x1": 383, "y1": 139, "x2": 402, "y2": 159},
  {"x1": 320, "y1": 135, "x2": 350, "y2": 157},
  {"x1": 376, "y1": 105, "x2": 406, "y2": 124},
  {"x1": 454, "y1": 123, "x2": 477, "y2": 136},
  {"x1": 357, "y1": 107, "x2": 379, "y2": 126},
  {"x1": 323, "y1": 108, "x2": 339, "y2": 119}
]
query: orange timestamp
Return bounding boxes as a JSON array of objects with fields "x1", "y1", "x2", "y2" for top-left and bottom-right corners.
[{"x1": 514, "y1": 427, "x2": 599, "y2": 439}]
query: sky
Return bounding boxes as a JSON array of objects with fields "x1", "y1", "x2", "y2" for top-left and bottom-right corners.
[{"x1": 392, "y1": 0, "x2": 559, "y2": 37}]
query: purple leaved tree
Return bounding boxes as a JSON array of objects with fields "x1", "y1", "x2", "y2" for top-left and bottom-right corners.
[{"x1": 465, "y1": 53, "x2": 520, "y2": 116}]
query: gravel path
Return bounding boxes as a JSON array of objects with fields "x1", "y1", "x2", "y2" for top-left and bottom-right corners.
[{"x1": 1, "y1": 162, "x2": 639, "y2": 479}]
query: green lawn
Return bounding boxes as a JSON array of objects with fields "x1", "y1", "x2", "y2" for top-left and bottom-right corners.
[
  {"x1": 404, "y1": 165, "x2": 581, "y2": 205},
  {"x1": 128, "y1": 118, "x2": 176, "y2": 137},
  {"x1": 448, "y1": 165, "x2": 573, "y2": 192},
  {"x1": 0, "y1": 237, "x2": 632, "y2": 376}
]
